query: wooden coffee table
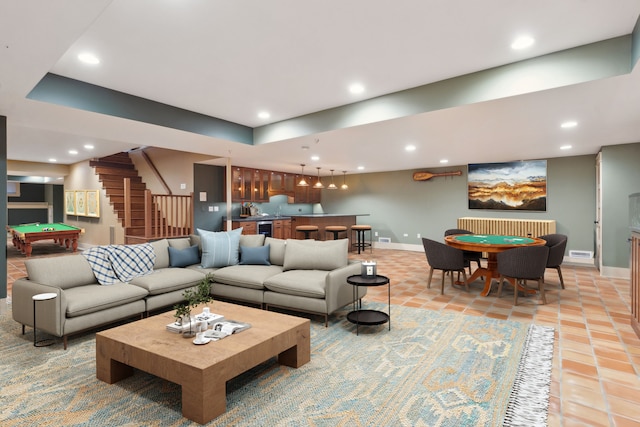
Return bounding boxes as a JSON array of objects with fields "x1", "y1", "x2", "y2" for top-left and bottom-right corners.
[{"x1": 95, "y1": 301, "x2": 310, "y2": 424}]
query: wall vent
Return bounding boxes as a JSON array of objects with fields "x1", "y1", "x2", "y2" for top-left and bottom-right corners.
[
  {"x1": 569, "y1": 250, "x2": 593, "y2": 259},
  {"x1": 378, "y1": 237, "x2": 391, "y2": 243}
]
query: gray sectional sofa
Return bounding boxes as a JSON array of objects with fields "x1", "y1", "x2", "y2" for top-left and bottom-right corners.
[{"x1": 12, "y1": 233, "x2": 364, "y2": 348}]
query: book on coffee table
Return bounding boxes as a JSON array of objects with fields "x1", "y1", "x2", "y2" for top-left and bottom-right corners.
[
  {"x1": 204, "y1": 320, "x2": 251, "y2": 340},
  {"x1": 166, "y1": 312, "x2": 225, "y2": 333}
]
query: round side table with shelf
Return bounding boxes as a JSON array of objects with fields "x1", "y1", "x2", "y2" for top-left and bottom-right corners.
[
  {"x1": 32, "y1": 292, "x2": 57, "y2": 347},
  {"x1": 346, "y1": 274, "x2": 390, "y2": 335}
]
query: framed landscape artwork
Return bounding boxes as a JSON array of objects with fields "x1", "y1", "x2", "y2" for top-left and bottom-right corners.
[{"x1": 467, "y1": 160, "x2": 547, "y2": 211}]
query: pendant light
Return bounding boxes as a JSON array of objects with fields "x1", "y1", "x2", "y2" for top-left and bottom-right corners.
[
  {"x1": 297, "y1": 164, "x2": 309, "y2": 186},
  {"x1": 327, "y1": 169, "x2": 338, "y2": 190},
  {"x1": 313, "y1": 167, "x2": 324, "y2": 189},
  {"x1": 340, "y1": 170, "x2": 349, "y2": 190}
]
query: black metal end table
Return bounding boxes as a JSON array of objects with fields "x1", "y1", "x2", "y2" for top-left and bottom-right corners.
[{"x1": 346, "y1": 274, "x2": 390, "y2": 335}]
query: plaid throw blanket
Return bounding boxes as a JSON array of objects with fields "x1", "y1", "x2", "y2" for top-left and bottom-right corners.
[{"x1": 83, "y1": 244, "x2": 156, "y2": 285}]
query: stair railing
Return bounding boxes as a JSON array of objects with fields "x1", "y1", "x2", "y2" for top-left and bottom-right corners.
[{"x1": 124, "y1": 177, "x2": 194, "y2": 239}]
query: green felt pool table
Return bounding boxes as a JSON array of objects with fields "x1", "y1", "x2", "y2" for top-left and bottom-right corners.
[{"x1": 7, "y1": 223, "x2": 84, "y2": 257}]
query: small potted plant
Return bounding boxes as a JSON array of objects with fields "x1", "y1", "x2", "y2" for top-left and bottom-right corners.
[{"x1": 173, "y1": 273, "x2": 214, "y2": 338}]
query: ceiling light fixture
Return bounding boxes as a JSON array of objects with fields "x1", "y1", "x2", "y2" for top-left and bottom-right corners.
[
  {"x1": 405, "y1": 145, "x2": 416, "y2": 152},
  {"x1": 349, "y1": 83, "x2": 365, "y2": 94},
  {"x1": 258, "y1": 111, "x2": 270, "y2": 119},
  {"x1": 357, "y1": 166, "x2": 365, "y2": 171},
  {"x1": 48, "y1": 158, "x2": 57, "y2": 163},
  {"x1": 78, "y1": 52, "x2": 100, "y2": 65},
  {"x1": 511, "y1": 35, "x2": 535, "y2": 50},
  {"x1": 440, "y1": 159, "x2": 449, "y2": 164},
  {"x1": 340, "y1": 171, "x2": 349, "y2": 190},
  {"x1": 311, "y1": 155, "x2": 320, "y2": 161},
  {"x1": 84, "y1": 144, "x2": 94, "y2": 150},
  {"x1": 327, "y1": 169, "x2": 338, "y2": 190},
  {"x1": 69, "y1": 150, "x2": 78, "y2": 155},
  {"x1": 313, "y1": 167, "x2": 324, "y2": 189},
  {"x1": 560, "y1": 145, "x2": 572, "y2": 150},
  {"x1": 297, "y1": 164, "x2": 309, "y2": 186},
  {"x1": 561, "y1": 121, "x2": 578, "y2": 128}
]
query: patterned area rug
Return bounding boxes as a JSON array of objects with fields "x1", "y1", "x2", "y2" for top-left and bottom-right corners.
[{"x1": 0, "y1": 303, "x2": 553, "y2": 426}]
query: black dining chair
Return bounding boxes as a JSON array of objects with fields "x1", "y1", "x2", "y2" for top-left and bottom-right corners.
[
  {"x1": 539, "y1": 234, "x2": 568, "y2": 289},
  {"x1": 421, "y1": 238, "x2": 468, "y2": 295},
  {"x1": 444, "y1": 228, "x2": 482, "y2": 274},
  {"x1": 496, "y1": 245, "x2": 550, "y2": 305}
]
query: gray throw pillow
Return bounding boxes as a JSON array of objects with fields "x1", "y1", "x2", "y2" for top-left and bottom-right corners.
[{"x1": 239, "y1": 244, "x2": 271, "y2": 265}]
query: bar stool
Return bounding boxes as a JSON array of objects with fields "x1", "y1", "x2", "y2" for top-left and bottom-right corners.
[
  {"x1": 325, "y1": 225, "x2": 347, "y2": 240},
  {"x1": 32, "y1": 292, "x2": 57, "y2": 347},
  {"x1": 351, "y1": 225, "x2": 373, "y2": 254},
  {"x1": 296, "y1": 225, "x2": 319, "y2": 239}
]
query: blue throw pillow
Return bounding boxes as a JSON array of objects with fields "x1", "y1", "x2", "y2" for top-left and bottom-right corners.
[
  {"x1": 198, "y1": 228, "x2": 243, "y2": 268},
  {"x1": 168, "y1": 244, "x2": 200, "y2": 268},
  {"x1": 240, "y1": 244, "x2": 271, "y2": 265}
]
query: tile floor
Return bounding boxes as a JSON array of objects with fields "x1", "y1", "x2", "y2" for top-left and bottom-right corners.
[{"x1": 4, "y1": 242, "x2": 640, "y2": 426}]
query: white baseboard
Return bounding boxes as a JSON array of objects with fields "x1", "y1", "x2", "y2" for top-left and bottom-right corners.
[{"x1": 600, "y1": 266, "x2": 630, "y2": 279}]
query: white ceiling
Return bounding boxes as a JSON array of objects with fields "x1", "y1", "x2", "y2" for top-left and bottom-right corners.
[{"x1": 2, "y1": 0, "x2": 640, "y2": 177}]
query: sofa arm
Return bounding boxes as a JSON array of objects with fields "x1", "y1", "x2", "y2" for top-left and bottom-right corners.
[
  {"x1": 11, "y1": 278, "x2": 66, "y2": 337},
  {"x1": 324, "y1": 261, "x2": 365, "y2": 314}
]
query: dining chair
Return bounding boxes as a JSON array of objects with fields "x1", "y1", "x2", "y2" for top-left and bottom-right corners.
[
  {"x1": 538, "y1": 233, "x2": 568, "y2": 289},
  {"x1": 421, "y1": 237, "x2": 468, "y2": 295},
  {"x1": 444, "y1": 228, "x2": 482, "y2": 273},
  {"x1": 496, "y1": 245, "x2": 550, "y2": 305}
]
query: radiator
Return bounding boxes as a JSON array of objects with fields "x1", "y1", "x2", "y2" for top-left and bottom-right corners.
[{"x1": 457, "y1": 217, "x2": 556, "y2": 237}]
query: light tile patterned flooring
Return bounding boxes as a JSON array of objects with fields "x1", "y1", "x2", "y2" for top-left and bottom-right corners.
[{"x1": 4, "y1": 242, "x2": 640, "y2": 426}]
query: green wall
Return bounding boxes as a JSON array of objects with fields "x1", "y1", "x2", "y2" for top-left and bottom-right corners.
[
  {"x1": 322, "y1": 155, "x2": 596, "y2": 257},
  {"x1": 601, "y1": 143, "x2": 640, "y2": 268}
]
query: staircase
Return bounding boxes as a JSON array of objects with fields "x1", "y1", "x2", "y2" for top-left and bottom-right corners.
[{"x1": 90, "y1": 152, "x2": 152, "y2": 239}]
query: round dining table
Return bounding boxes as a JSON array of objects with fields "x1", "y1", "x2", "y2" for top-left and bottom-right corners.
[{"x1": 444, "y1": 234, "x2": 547, "y2": 297}]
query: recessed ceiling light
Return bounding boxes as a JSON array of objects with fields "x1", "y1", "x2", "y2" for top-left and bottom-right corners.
[
  {"x1": 405, "y1": 145, "x2": 416, "y2": 152},
  {"x1": 357, "y1": 166, "x2": 365, "y2": 170},
  {"x1": 349, "y1": 83, "x2": 365, "y2": 94},
  {"x1": 561, "y1": 121, "x2": 578, "y2": 129},
  {"x1": 311, "y1": 155, "x2": 320, "y2": 161},
  {"x1": 560, "y1": 145, "x2": 572, "y2": 150},
  {"x1": 440, "y1": 159, "x2": 449, "y2": 164},
  {"x1": 78, "y1": 52, "x2": 100, "y2": 65},
  {"x1": 511, "y1": 35, "x2": 535, "y2": 50},
  {"x1": 84, "y1": 144, "x2": 94, "y2": 150},
  {"x1": 48, "y1": 158, "x2": 57, "y2": 163},
  {"x1": 258, "y1": 111, "x2": 270, "y2": 119},
  {"x1": 69, "y1": 150, "x2": 78, "y2": 155}
]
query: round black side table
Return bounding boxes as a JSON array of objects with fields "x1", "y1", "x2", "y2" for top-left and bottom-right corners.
[
  {"x1": 346, "y1": 274, "x2": 390, "y2": 335},
  {"x1": 33, "y1": 292, "x2": 57, "y2": 347}
]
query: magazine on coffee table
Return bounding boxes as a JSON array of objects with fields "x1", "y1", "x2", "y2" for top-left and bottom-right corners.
[{"x1": 203, "y1": 320, "x2": 251, "y2": 341}]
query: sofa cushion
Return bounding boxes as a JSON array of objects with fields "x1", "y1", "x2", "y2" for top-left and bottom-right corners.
[
  {"x1": 150, "y1": 239, "x2": 170, "y2": 269},
  {"x1": 240, "y1": 244, "x2": 270, "y2": 265},
  {"x1": 168, "y1": 237, "x2": 192, "y2": 250},
  {"x1": 265, "y1": 237, "x2": 286, "y2": 266},
  {"x1": 64, "y1": 283, "x2": 149, "y2": 318},
  {"x1": 25, "y1": 255, "x2": 97, "y2": 290},
  {"x1": 283, "y1": 239, "x2": 348, "y2": 271},
  {"x1": 129, "y1": 268, "x2": 206, "y2": 295},
  {"x1": 264, "y1": 270, "x2": 328, "y2": 299},
  {"x1": 198, "y1": 228, "x2": 242, "y2": 268},
  {"x1": 107, "y1": 244, "x2": 156, "y2": 282},
  {"x1": 213, "y1": 265, "x2": 283, "y2": 290},
  {"x1": 239, "y1": 234, "x2": 266, "y2": 247},
  {"x1": 82, "y1": 246, "x2": 120, "y2": 285},
  {"x1": 169, "y1": 245, "x2": 200, "y2": 267}
]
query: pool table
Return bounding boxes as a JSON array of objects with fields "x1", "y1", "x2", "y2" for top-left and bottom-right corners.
[{"x1": 7, "y1": 223, "x2": 84, "y2": 257}]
